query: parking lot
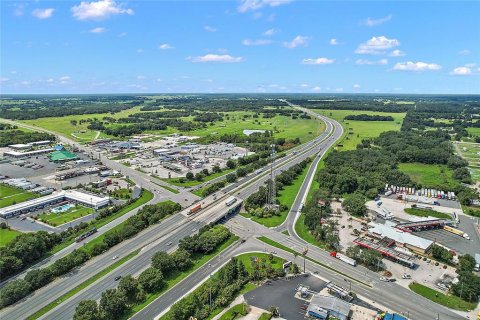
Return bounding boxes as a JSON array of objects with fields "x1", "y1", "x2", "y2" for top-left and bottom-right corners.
[{"x1": 244, "y1": 275, "x2": 326, "y2": 320}]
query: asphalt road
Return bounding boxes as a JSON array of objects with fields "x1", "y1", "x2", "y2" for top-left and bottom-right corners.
[{"x1": 0, "y1": 107, "x2": 339, "y2": 319}]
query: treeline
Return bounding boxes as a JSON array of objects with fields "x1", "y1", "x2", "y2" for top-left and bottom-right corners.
[
  {"x1": 0, "y1": 130, "x2": 55, "y2": 148},
  {"x1": 1, "y1": 99, "x2": 142, "y2": 120},
  {"x1": 0, "y1": 200, "x2": 180, "y2": 309},
  {"x1": 164, "y1": 254, "x2": 286, "y2": 320},
  {"x1": 244, "y1": 158, "x2": 311, "y2": 218},
  {"x1": 199, "y1": 131, "x2": 302, "y2": 153},
  {"x1": 344, "y1": 114, "x2": 394, "y2": 121},
  {"x1": 73, "y1": 225, "x2": 234, "y2": 320},
  {"x1": 144, "y1": 96, "x2": 288, "y2": 112},
  {"x1": 104, "y1": 118, "x2": 206, "y2": 137},
  {"x1": 317, "y1": 149, "x2": 411, "y2": 199},
  {"x1": 0, "y1": 197, "x2": 140, "y2": 281}
]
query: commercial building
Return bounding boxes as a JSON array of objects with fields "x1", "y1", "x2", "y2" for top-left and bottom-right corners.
[
  {"x1": 307, "y1": 295, "x2": 351, "y2": 320},
  {"x1": 49, "y1": 150, "x2": 78, "y2": 162},
  {"x1": 0, "y1": 190, "x2": 109, "y2": 219},
  {"x1": 3, "y1": 148, "x2": 55, "y2": 158},
  {"x1": 368, "y1": 222, "x2": 434, "y2": 254}
]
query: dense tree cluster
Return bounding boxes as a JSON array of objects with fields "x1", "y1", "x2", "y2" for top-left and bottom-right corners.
[
  {"x1": 344, "y1": 114, "x2": 394, "y2": 121},
  {"x1": 73, "y1": 225, "x2": 233, "y2": 320},
  {"x1": 375, "y1": 130, "x2": 453, "y2": 164},
  {"x1": 0, "y1": 199, "x2": 180, "y2": 309},
  {"x1": 244, "y1": 158, "x2": 311, "y2": 216},
  {"x1": 0, "y1": 231, "x2": 61, "y2": 281},
  {"x1": 179, "y1": 225, "x2": 231, "y2": 254},
  {"x1": 317, "y1": 149, "x2": 411, "y2": 198},
  {"x1": 346, "y1": 246, "x2": 383, "y2": 270},
  {"x1": 0, "y1": 130, "x2": 55, "y2": 147},
  {"x1": 0, "y1": 96, "x2": 143, "y2": 120}
]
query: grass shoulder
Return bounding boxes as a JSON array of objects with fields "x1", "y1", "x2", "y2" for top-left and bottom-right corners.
[
  {"x1": 0, "y1": 228, "x2": 22, "y2": 247},
  {"x1": 408, "y1": 282, "x2": 476, "y2": 311}
]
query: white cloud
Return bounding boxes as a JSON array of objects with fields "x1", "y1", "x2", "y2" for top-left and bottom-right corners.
[
  {"x1": 237, "y1": 0, "x2": 293, "y2": 13},
  {"x1": 263, "y1": 28, "x2": 277, "y2": 36},
  {"x1": 335, "y1": 88, "x2": 344, "y2": 92},
  {"x1": 364, "y1": 14, "x2": 392, "y2": 27},
  {"x1": 159, "y1": 43, "x2": 173, "y2": 50},
  {"x1": 46, "y1": 78, "x2": 54, "y2": 83},
  {"x1": 10, "y1": 71, "x2": 17, "y2": 75},
  {"x1": 355, "y1": 58, "x2": 388, "y2": 65},
  {"x1": 393, "y1": 61, "x2": 441, "y2": 71},
  {"x1": 450, "y1": 66, "x2": 472, "y2": 75},
  {"x1": 329, "y1": 38, "x2": 339, "y2": 45},
  {"x1": 89, "y1": 27, "x2": 106, "y2": 33},
  {"x1": 59, "y1": 76, "x2": 71, "y2": 81},
  {"x1": 204, "y1": 26, "x2": 217, "y2": 32},
  {"x1": 312, "y1": 86, "x2": 321, "y2": 91},
  {"x1": 389, "y1": 49, "x2": 405, "y2": 57},
  {"x1": 21, "y1": 81, "x2": 31, "y2": 86},
  {"x1": 32, "y1": 8, "x2": 55, "y2": 19},
  {"x1": 242, "y1": 39, "x2": 272, "y2": 46},
  {"x1": 355, "y1": 36, "x2": 400, "y2": 55},
  {"x1": 458, "y1": 49, "x2": 471, "y2": 55},
  {"x1": 117, "y1": 32, "x2": 127, "y2": 37},
  {"x1": 136, "y1": 75, "x2": 146, "y2": 80},
  {"x1": 353, "y1": 84, "x2": 361, "y2": 89},
  {"x1": 283, "y1": 35, "x2": 310, "y2": 49},
  {"x1": 71, "y1": 0, "x2": 133, "y2": 21},
  {"x1": 187, "y1": 54, "x2": 244, "y2": 63},
  {"x1": 300, "y1": 84, "x2": 309, "y2": 88},
  {"x1": 301, "y1": 57, "x2": 335, "y2": 65},
  {"x1": 0, "y1": 78, "x2": 9, "y2": 82},
  {"x1": 137, "y1": 49, "x2": 144, "y2": 53}
]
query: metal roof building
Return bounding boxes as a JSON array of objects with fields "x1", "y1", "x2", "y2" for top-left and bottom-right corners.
[
  {"x1": 307, "y1": 295, "x2": 351, "y2": 320},
  {"x1": 368, "y1": 222, "x2": 434, "y2": 253}
]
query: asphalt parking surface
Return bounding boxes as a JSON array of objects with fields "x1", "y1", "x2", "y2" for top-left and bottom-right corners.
[{"x1": 244, "y1": 275, "x2": 326, "y2": 320}]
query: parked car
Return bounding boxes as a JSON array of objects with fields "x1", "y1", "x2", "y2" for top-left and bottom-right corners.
[
  {"x1": 402, "y1": 274, "x2": 412, "y2": 279},
  {"x1": 114, "y1": 276, "x2": 121, "y2": 281}
]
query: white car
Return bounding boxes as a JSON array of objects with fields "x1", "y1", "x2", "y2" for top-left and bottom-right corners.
[
  {"x1": 112, "y1": 255, "x2": 118, "y2": 260},
  {"x1": 402, "y1": 274, "x2": 412, "y2": 279}
]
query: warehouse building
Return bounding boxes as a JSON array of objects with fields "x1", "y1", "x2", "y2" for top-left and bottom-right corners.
[
  {"x1": 3, "y1": 148, "x2": 55, "y2": 158},
  {"x1": 307, "y1": 295, "x2": 351, "y2": 320},
  {"x1": 0, "y1": 190, "x2": 109, "y2": 219}
]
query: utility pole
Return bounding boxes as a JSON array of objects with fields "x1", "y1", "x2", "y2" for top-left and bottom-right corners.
[{"x1": 265, "y1": 143, "x2": 277, "y2": 211}]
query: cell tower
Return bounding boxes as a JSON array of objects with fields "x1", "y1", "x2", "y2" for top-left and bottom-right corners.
[{"x1": 265, "y1": 143, "x2": 278, "y2": 211}]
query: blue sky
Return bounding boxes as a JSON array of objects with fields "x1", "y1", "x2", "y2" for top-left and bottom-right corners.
[{"x1": 1, "y1": 0, "x2": 479, "y2": 94}]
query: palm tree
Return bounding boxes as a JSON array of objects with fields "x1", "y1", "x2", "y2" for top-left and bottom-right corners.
[{"x1": 293, "y1": 252, "x2": 298, "y2": 264}]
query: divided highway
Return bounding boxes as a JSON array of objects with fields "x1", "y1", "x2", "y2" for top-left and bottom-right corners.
[{"x1": 0, "y1": 107, "x2": 339, "y2": 319}]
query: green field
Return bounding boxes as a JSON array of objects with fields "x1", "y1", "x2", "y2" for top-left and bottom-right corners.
[
  {"x1": 0, "y1": 185, "x2": 38, "y2": 208},
  {"x1": 235, "y1": 252, "x2": 285, "y2": 274},
  {"x1": 408, "y1": 283, "x2": 476, "y2": 311},
  {"x1": 398, "y1": 163, "x2": 458, "y2": 189},
  {"x1": 466, "y1": 127, "x2": 480, "y2": 137},
  {"x1": 22, "y1": 108, "x2": 326, "y2": 144},
  {"x1": 241, "y1": 161, "x2": 310, "y2": 227},
  {"x1": 312, "y1": 109, "x2": 406, "y2": 151},
  {"x1": 21, "y1": 106, "x2": 143, "y2": 142},
  {"x1": 162, "y1": 168, "x2": 235, "y2": 187},
  {"x1": 37, "y1": 205, "x2": 94, "y2": 227},
  {"x1": 404, "y1": 208, "x2": 451, "y2": 219},
  {"x1": 0, "y1": 228, "x2": 21, "y2": 247}
]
